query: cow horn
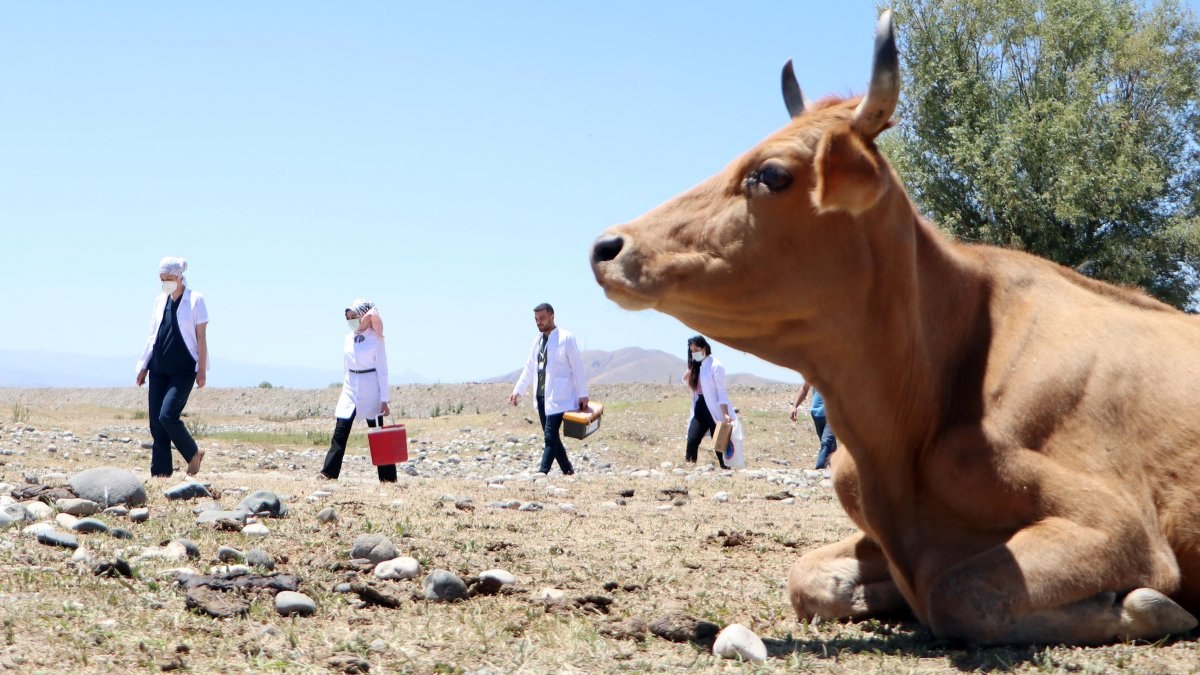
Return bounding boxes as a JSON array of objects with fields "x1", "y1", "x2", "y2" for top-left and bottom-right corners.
[
  {"x1": 781, "y1": 59, "x2": 806, "y2": 118},
  {"x1": 853, "y1": 9, "x2": 900, "y2": 135}
]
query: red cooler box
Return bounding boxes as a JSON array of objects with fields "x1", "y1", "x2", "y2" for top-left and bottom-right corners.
[
  {"x1": 563, "y1": 402, "x2": 604, "y2": 440},
  {"x1": 368, "y1": 424, "x2": 408, "y2": 465}
]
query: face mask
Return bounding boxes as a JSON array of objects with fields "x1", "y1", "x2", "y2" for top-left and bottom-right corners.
[
  {"x1": 692, "y1": 352, "x2": 705, "y2": 363},
  {"x1": 347, "y1": 319, "x2": 361, "y2": 332},
  {"x1": 161, "y1": 280, "x2": 178, "y2": 294}
]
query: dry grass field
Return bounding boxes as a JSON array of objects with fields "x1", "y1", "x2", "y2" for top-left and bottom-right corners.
[{"x1": 0, "y1": 384, "x2": 1197, "y2": 674}]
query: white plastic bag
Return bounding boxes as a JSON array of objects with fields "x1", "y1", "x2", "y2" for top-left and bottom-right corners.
[{"x1": 724, "y1": 419, "x2": 746, "y2": 469}]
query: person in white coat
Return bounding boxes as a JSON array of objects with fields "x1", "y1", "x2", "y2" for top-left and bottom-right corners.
[
  {"x1": 509, "y1": 303, "x2": 588, "y2": 475},
  {"x1": 135, "y1": 256, "x2": 208, "y2": 478},
  {"x1": 318, "y1": 299, "x2": 397, "y2": 482},
  {"x1": 683, "y1": 335, "x2": 740, "y2": 469}
]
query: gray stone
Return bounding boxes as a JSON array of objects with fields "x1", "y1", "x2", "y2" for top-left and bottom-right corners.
[
  {"x1": 217, "y1": 545, "x2": 244, "y2": 563},
  {"x1": 480, "y1": 569, "x2": 516, "y2": 587},
  {"x1": 102, "y1": 506, "x2": 129, "y2": 517},
  {"x1": 350, "y1": 535, "x2": 398, "y2": 564},
  {"x1": 246, "y1": 549, "x2": 275, "y2": 570},
  {"x1": 109, "y1": 527, "x2": 132, "y2": 540},
  {"x1": 191, "y1": 500, "x2": 223, "y2": 514},
  {"x1": 234, "y1": 490, "x2": 287, "y2": 518},
  {"x1": 129, "y1": 508, "x2": 150, "y2": 523},
  {"x1": 172, "y1": 538, "x2": 201, "y2": 559},
  {"x1": 71, "y1": 518, "x2": 110, "y2": 534},
  {"x1": 2, "y1": 503, "x2": 30, "y2": 523},
  {"x1": 37, "y1": 530, "x2": 79, "y2": 549},
  {"x1": 56, "y1": 498, "x2": 101, "y2": 516},
  {"x1": 195, "y1": 510, "x2": 248, "y2": 526},
  {"x1": 0, "y1": 512, "x2": 14, "y2": 530},
  {"x1": 423, "y1": 569, "x2": 468, "y2": 603},
  {"x1": 275, "y1": 591, "x2": 316, "y2": 617},
  {"x1": 713, "y1": 623, "x2": 767, "y2": 663},
  {"x1": 24, "y1": 502, "x2": 54, "y2": 521},
  {"x1": 242, "y1": 523, "x2": 270, "y2": 537},
  {"x1": 68, "y1": 467, "x2": 147, "y2": 507},
  {"x1": 316, "y1": 507, "x2": 337, "y2": 524},
  {"x1": 164, "y1": 482, "x2": 212, "y2": 501},
  {"x1": 332, "y1": 583, "x2": 352, "y2": 594},
  {"x1": 374, "y1": 557, "x2": 420, "y2": 580}
]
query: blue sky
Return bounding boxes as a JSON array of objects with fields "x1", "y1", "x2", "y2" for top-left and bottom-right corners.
[{"x1": 10, "y1": 1, "x2": 1174, "y2": 386}]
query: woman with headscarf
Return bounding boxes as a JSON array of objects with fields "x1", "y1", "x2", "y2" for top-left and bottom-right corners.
[
  {"x1": 135, "y1": 256, "x2": 209, "y2": 478},
  {"x1": 682, "y1": 335, "x2": 742, "y2": 469},
  {"x1": 318, "y1": 299, "x2": 397, "y2": 482}
]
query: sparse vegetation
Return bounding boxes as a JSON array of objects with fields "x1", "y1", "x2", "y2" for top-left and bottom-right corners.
[
  {"x1": 9, "y1": 398, "x2": 30, "y2": 424},
  {"x1": 259, "y1": 381, "x2": 274, "y2": 389},
  {"x1": 0, "y1": 383, "x2": 1194, "y2": 673}
]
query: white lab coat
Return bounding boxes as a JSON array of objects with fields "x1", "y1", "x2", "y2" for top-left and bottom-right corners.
[
  {"x1": 686, "y1": 355, "x2": 744, "y2": 464},
  {"x1": 335, "y1": 330, "x2": 390, "y2": 420},
  {"x1": 135, "y1": 287, "x2": 209, "y2": 374},
  {"x1": 512, "y1": 327, "x2": 588, "y2": 416}
]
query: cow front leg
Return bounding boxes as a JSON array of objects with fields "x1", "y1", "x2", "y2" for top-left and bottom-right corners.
[
  {"x1": 926, "y1": 517, "x2": 1197, "y2": 645},
  {"x1": 788, "y1": 530, "x2": 908, "y2": 621}
]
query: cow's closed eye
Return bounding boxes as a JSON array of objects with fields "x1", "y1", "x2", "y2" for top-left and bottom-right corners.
[{"x1": 744, "y1": 162, "x2": 793, "y2": 194}]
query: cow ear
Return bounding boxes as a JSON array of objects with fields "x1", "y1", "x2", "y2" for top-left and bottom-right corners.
[{"x1": 810, "y1": 122, "x2": 888, "y2": 216}]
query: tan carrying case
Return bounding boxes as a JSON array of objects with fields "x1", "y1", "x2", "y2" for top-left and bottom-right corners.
[{"x1": 562, "y1": 402, "x2": 604, "y2": 439}]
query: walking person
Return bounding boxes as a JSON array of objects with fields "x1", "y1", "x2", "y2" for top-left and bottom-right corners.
[
  {"x1": 318, "y1": 299, "x2": 397, "y2": 482},
  {"x1": 791, "y1": 382, "x2": 838, "y2": 469},
  {"x1": 509, "y1": 303, "x2": 588, "y2": 476},
  {"x1": 135, "y1": 256, "x2": 208, "y2": 478},
  {"x1": 683, "y1": 335, "x2": 740, "y2": 469}
]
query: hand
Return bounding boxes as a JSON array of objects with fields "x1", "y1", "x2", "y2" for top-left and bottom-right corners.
[
  {"x1": 579, "y1": 396, "x2": 589, "y2": 411},
  {"x1": 196, "y1": 371, "x2": 206, "y2": 389},
  {"x1": 380, "y1": 401, "x2": 391, "y2": 417},
  {"x1": 723, "y1": 413, "x2": 733, "y2": 424},
  {"x1": 508, "y1": 393, "x2": 520, "y2": 406},
  {"x1": 789, "y1": 405, "x2": 799, "y2": 422},
  {"x1": 136, "y1": 368, "x2": 148, "y2": 387}
]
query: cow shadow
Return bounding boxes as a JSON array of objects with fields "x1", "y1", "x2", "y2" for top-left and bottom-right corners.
[{"x1": 759, "y1": 620, "x2": 1045, "y2": 672}]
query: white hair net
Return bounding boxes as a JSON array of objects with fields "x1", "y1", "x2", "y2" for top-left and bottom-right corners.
[{"x1": 158, "y1": 256, "x2": 188, "y2": 283}]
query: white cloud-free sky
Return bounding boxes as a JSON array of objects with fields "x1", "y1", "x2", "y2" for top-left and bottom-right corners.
[{"x1": 0, "y1": 1, "x2": 988, "y2": 384}]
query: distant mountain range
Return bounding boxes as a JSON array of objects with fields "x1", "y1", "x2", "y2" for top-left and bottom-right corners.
[
  {"x1": 0, "y1": 348, "x2": 781, "y2": 388},
  {"x1": 483, "y1": 347, "x2": 781, "y2": 387}
]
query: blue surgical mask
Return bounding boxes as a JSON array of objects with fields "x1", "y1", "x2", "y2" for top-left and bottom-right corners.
[
  {"x1": 347, "y1": 319, "x2": 361, "y2": 332},
  {"x1": 692, "y1": 352, "x2": 705, "y2": 363}
]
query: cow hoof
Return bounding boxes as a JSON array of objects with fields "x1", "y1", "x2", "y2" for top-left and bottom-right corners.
[{"x1": 1121, "y1": 588, "x2": 1198, "y2": 640}]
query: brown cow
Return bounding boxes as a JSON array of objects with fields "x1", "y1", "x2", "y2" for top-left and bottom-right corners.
[{"x1": 590, "y1": 10, "x2": 1200, "y2": 646}]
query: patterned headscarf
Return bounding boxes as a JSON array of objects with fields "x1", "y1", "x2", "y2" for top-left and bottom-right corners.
[
  {"x1": 346, "y1": 299, "x2": 375, "y2": 317},
  {"x1": 346, "y1": 299, "x2": 383, "y2": 337}
]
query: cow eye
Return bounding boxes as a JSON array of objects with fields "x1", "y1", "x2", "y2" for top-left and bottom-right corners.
[{"x1": 744, "y1": 162, "x2": 793, "y2": 194}]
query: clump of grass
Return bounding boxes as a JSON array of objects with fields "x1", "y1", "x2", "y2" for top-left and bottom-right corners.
[
  {"x1": 184, "y1": 418, "x2": 210, "y2": 438},
  {"x1": 10, "y1": 398, "x2": 30, "y2": 424}
]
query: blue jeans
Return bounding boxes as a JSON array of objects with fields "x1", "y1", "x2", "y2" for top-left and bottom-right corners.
[
  {"x1": 537, "y1": 396, "x2": 574, "y2": 475},
  {"x1": 148, "y1": 370, "x2": 199, "y2": 476},
  {"x1": 812, "y1": 413, "x2": 838, "y2": 470}
]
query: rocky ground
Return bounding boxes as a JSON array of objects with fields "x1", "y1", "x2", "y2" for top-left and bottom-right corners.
[{"x1": 0, "y1": 385, "x2": 1196, "y2": 674}]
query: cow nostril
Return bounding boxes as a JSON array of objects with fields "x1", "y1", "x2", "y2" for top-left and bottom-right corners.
[{"x1": 592, "y1": 235, "x2": 625, "y2": 263}]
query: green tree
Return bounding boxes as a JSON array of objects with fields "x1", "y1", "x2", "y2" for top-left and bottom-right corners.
[{"x1": 882, "y1": 0, "x2": 1200, "y2": 307}]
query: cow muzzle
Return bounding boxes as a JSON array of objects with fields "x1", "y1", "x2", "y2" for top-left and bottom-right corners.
[
  {"x1": 591, "y1": 234, "x2": 624, "y2": 264},
  {"x1": 591, "y1": 232, "x2": 656, "y2": 310}
]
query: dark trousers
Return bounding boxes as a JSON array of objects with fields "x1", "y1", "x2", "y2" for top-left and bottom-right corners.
[
  {"x1": 536, "y1": 395, "x2": 573, "y2": 475},
  {"x1": 147, "y1": 370, "x2": 199, "y2": 477},
  {"x1": 686, "y1": 395, "x2": 729, "y2": 469},
  {"x1": 321, "y1": 410, "x2": 398, "y2": 482},
  {"x1": 813, "y1": 413, "x2": 839, "y2": 469}
]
